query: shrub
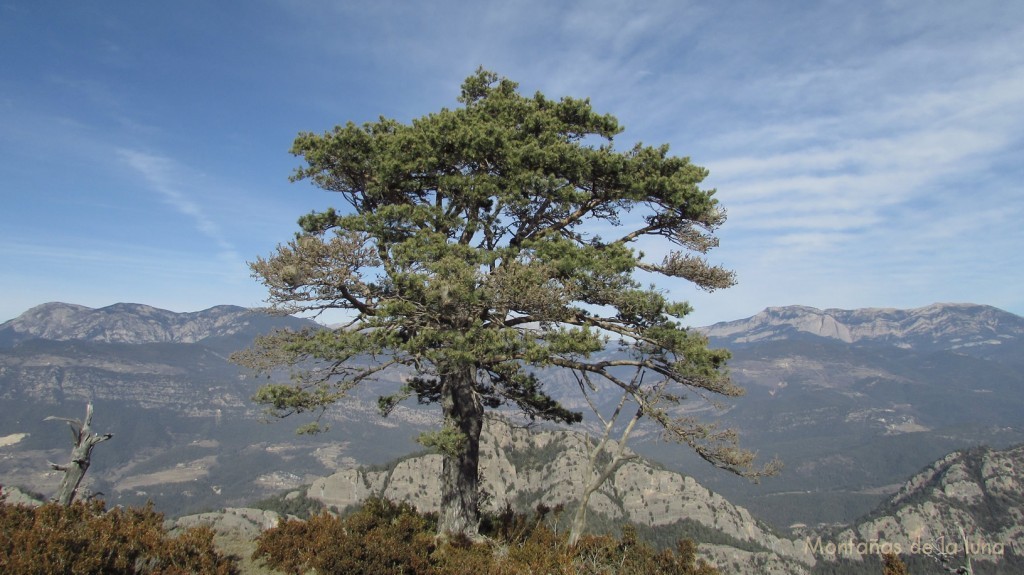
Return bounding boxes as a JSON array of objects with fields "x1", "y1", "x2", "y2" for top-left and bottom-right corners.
[
  {"x1": 252, "y1": 496, "x2": 719, "y2": 575},
  {"x1": 0, "y1": 494, "x2": 238, "y2": 575},
  {"x1": 254, "y1": 498, "x2": 435, "y2": 575},
  {"x1": 250, "y1": 488, "x2": 325, "y2": 519},
  {"x1": 882, "y1": 552, "x2": 909, "y2": 575}
]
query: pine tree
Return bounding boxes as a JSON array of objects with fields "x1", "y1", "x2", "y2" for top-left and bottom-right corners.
[{"x1": 235, "y1": 69, "x2": 763, "y2": 537}]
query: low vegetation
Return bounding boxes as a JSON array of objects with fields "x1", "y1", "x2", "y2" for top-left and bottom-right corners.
[
  {"x1": 249, "y1": 488, "x2": 325, "y2": 520},
  {"x1": 253, "y1": 497, "x2": 720, "y2": 575},
  {"x1": 0, "y1": 490, "x2": 238, "y2": 574},
  {"x1": 881, "y1": 552, "x2": 908, "y2": 575},
  {"x1": 10, "y1": 483, "x2": 1002, "y2": 574}
]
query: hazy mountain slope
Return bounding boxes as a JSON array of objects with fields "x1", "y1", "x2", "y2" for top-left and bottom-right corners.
[
  {"x1": 646, "y1": 303, "x2": 1024, "y2": 529},
  {"x1": 0, "y1": 338, "x2": 245, "y2": 412},
  {"x1": 0, "y1": 302, "x2": 316, "y2": 347},
  {"x1": 309, "y1": 418, "x2": 816, "y2": 575},
  {"x1": 0, "y1": 302, "x2": 318, "y2": 414},
  {"x1": 812, "y1": 444, "x2": 1024, "y2": 574},
  {"x1": 0, "y1": 303, "x2": 424, "y2": 517},
  {"x1": 702, "y1": 303, "x2": 1024, "y2": 353},
  {"x1": 2, "y1": 300, "x2": 1022, "y2": 534}
]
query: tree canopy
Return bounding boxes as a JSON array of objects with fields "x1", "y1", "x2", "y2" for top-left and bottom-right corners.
[{"x1": 235, "y1": 69, "x2": 758, "y2": 537}]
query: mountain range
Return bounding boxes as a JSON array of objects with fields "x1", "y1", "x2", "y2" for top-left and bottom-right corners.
[
  {"x1": 1, "y1": 301, "x2": 1023, "y2": 571},
  {"x1": 671, "y1": 303, "x2": 1024, "y2": 528},
  {"x1": 286, "y1": 419, "x2": 1024, "y2": 574},
  {"x1": 701, "y1": 302, "x2": 1024, "y2": 351},
  {"x1": 0, "y1": 301, "x2": 315, "y2": 348}
]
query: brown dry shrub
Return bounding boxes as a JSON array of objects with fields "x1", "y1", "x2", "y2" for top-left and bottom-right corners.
[
  {"x1": 253, "y1": 498, "x2": 435, "y2": 575},
  {"x1": 882, "y1": 551, "x2": 910, "y2": 575},
  {"x1": 0, "y1": 492, "x2": 238, "y2": 575},
  {"x1": 253, "y1": 497, "x2": 719, "y2": 575}
]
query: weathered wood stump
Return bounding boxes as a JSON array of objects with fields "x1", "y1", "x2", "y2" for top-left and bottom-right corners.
[{"x1": 46, "y1": 403, "x2": 112, "y2": 505}]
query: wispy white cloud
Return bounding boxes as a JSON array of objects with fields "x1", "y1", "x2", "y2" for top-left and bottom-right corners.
[
  {"x1": 692, "y1": 12, "x2": 1024, "y2": 268},
  {"x1": 1, "y1": 238, "x2": 237, "y2": 279},
  {"x1": 116, "y1": 149, "x2": 241, "y2": 265},
  {"x1": 3, "y1": 1, "x2": 1022, "y2": 326}
]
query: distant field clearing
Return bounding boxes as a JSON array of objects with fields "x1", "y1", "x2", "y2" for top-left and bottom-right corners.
[
  {"x1": 0, "y1": 433, "x2": 28, "y2": 447},
  {"x1": 115, "y1": 456, "x2": 217, "y2": 490}
]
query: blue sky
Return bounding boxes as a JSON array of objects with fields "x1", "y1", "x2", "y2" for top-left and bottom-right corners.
[{"x1": 1, "y1": 1, "x2": 1022, "y2": 326}]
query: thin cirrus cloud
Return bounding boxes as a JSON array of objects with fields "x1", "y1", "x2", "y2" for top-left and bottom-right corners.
[
  {"x1": 1, "y1": 1, "x2": 1022, "y2": 326},
  {"x1": 700, "y1": 42, "x2": 1023, "y2": 247},
  {"x1": 116, "y1": 148, "x2": 241, "y2": 265}
]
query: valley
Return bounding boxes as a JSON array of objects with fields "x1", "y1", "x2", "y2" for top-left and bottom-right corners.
[{"x1": 2, "y1": 301, "x2": 1023, "y2": 573}]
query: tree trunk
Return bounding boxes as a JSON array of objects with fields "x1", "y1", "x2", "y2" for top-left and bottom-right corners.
[
  {"x1": 47, "y1": 403, "x2": 112, "y2": 506},
  {"x1": 437, "y1": 366, "x2": 483, "y2": 537}
]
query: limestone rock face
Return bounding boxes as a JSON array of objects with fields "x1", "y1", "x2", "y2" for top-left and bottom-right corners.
[
  {"x1": 309, "y1": 454, "x2": 442, "y2": 511},
  {"x1": 0, "y1": 302, "x2": 313, "y2": 345},
  {"x1": 816, "y1": 444, "x2": 1024, "y2": 569},
  {"x1": 701, "y1": 303, "x2": 1024, "y2": 351},
  {"x1": 0, "y1": 302, "x2": 317, "y2": 414},
  {"x1": 305, "y1": 427, "x2": 1024, "y2": 573},
  {"x1": 308, "y1": 420, "x2": 815, "y2": 574},
  {"x1": 167, "y1": 507, "x2": 285, "y2": 539},
  {"x1": 0, "y1": 486, "x2": 44, "y2": 507}
]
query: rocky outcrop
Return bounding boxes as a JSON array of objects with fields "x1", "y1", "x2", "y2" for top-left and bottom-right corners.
[
  {"x1": 701, "y1": 303, "x2": 1024, "y2": 351},
  {"x1": 813, "y1": 444, "x2": 1024, "y2": 570},
  {"x1": 0, "y1": 486, "x2": 44, "y2": 507},
  {"x1": 0, "y1": 302, "x2": 314, "y2": 346},
  {"x1": 166, "y1": 507, "x2": 286, "y2": 539},
  {"x1": 0, "y1": 302, "x2": 317, "y2": 414},
  {"x1": 308, "y1": 420, "x2": 814, "y2": 573}
]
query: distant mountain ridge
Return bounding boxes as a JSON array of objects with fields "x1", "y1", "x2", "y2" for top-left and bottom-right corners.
[
  {"x1": 0, "y1": 302, "x2": 316, "y2": 347},
  {"x1": 0, "y1": 301, "x2": 426, "y2": 520},
  {"x1": 6, "y1": 301, "x2": 1021, "y2": 350},
  {"x1": 701, "y1": 302, "x2": 1024, "y2": 351},
  {"x1": 652, "y1": 302, "x2": 1024, "y2": 529},
  {"x1": 0, "y1": 302, "x2": 324, "y2": 415},
  {"x1": 2, "y1": 300, "x2": 1023, "y2": 535}
]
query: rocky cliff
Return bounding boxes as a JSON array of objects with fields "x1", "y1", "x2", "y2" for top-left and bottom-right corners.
[
  {"x1": 701, "y1": 303, "x2": 1024, "y2": 352},
  {"x1": 308, "y1": 419, "x2": 816, "y2": 574},
  {"x1": 814, "y1": 444, "x2": 1024, "y2": 572},
  {"x1": 307, "y1": 434, "x2": 1024, "y2": 574},
  {"x1": 0, "y1": 302, "x2": 318, "y2": 413},
  {"x1": 679, "y1": 303, "x2": 1024, "y2": 529},
  {"x1": 0, "y1": 302, "x2": 314, "y2": 347}
]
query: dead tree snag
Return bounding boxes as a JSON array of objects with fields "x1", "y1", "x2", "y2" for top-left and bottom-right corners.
[{"x1": 46, "y1": 402, "x2": 112, "y2": 506}]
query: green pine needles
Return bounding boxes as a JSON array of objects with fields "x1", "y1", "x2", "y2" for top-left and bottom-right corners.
[{"x1": 234, "y1": 69, "x2": 765, "y2": 537}]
